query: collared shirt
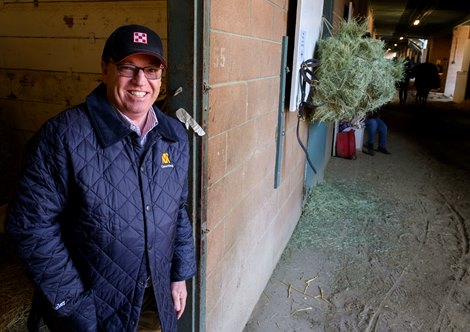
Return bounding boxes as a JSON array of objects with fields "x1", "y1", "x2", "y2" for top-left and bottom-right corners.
[
  {"x1": 115, "y1": 108, "x2": 158, "y2": 146},
  {"x1": 115, "y1": 107, "x2": 158, "y2": 288}
]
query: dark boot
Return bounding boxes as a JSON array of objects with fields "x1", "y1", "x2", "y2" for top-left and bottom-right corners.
[
  {"x1": 377, "y1": 146, "x2": 391, "y2": 154},
  {"x1": 366, "y1": 143, "x2": 375, "y2": 156}
]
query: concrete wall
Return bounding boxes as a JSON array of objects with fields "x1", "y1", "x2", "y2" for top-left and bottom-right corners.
[
  {"x1": 0, "y1": 0, "x2": 168, "y2": 201},
  {"x1": 205, "y1": 0, "x2": 310, "y2": 331},
  {"x1": 427, "y1": 36, "x2": 452, "y2": 92},
  {"x1": 428, "y1": 36, "x2": 452, "y2": 65},
  {"x1": 444, "y1": 25, "x2": 470, "y2": 99}
]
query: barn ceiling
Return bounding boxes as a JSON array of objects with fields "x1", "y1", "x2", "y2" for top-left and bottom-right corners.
[{"x1": 367, "y1": 0, "x2": 470, "y2": 45}]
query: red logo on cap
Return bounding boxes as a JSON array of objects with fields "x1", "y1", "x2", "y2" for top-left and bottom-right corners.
[{"x1": 133, "y1": 32, "x2": 148, "y2": 44}]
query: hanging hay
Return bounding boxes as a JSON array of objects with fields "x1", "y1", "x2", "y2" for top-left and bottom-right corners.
[{"x1": 309, "y1": 19, "x2": 403, "y2": 122}]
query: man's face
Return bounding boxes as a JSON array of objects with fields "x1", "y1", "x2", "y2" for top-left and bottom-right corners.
[{"x1": 101, "y1": 54, "x2": 163, "y2": 119}]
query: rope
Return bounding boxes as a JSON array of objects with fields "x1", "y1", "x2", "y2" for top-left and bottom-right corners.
[{"x1": 296, "y1": 58, "x2": 322, "y2": 174}]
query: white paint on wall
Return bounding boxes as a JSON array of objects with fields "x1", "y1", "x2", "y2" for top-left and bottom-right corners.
[
  {"x1": 289, "y1": 0, "x2": 324, "y2": 112},
  {"x1": 444, "y1": 26, "x2": 470, "y2": 99}
]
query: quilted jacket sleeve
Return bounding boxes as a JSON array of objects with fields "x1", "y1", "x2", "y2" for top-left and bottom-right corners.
[
  {"x1": 170, "y1": 128, "x2": 197, "y2": 282},
  {"x1": 6, "y1": 121, "x2": 96, "y2": 327}
]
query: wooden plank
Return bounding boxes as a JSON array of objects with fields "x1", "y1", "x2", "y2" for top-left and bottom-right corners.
[
  {"x1": 0, "y1": 38, "x2": 104, "y2": 73},
  {"x1": 0, "y1": 69, "x2": 101, "y2": 105},
  {"x1": 0, "y1": 1, "x2": 169, "y2": 73},
  {"x1": 4, "y1": 0, "x2": 162, "y2": 3},
  {"x1": 0, "y1": 1, "x2": 168, "y2": 73},
  {"x1": 0, "y1": 37, "x2": 168, "y2": 72},
  {"x1": 0, "y1": 0, "x2": 170, "y2": 147},
  {"x1": 1, "y1": 90, "x2": 170, "y2": 133},
  {"x1": 0, "y1": 99, "x2": 65, "y2": 132},
  {"x1": 0, "y1": 2, "x2": 167, "y2": 38},
  {"x1": 0, "y1": 68, "x2": 168, "y2": 104}
]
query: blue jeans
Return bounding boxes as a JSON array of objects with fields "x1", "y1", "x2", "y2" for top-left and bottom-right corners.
[{"x1": 365, "y1": 117, "x2": 387, "y2": 148}]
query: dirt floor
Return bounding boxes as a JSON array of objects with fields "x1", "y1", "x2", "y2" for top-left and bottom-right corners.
[{"x1": 244, "y1": 92, "x2": 470, "y2": 332}]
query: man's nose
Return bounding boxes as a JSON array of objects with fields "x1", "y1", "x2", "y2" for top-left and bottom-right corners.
[{"x1": 133, "y1": 68, "x2": 147, "y2": 83}]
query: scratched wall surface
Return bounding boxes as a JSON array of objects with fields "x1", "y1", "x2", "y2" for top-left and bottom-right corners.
[{"x1": 0, "y1": 0, "x2": 167, "y2": 202}]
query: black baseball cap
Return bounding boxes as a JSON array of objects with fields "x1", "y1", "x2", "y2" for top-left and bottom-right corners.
[{"x1": 102, "y1": 24, "x2": 166, "y2": 67}]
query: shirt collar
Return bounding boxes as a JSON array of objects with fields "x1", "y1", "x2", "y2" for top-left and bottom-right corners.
[
  {"x1": 115, "y1": 107, "x2": 159, "y2": 145},
  {"x1": 117, "y1": 107, "x2": 158, "y2": 133},
  {"x1": 85, "y1": 83, "x2": 178, "y2": 147}
]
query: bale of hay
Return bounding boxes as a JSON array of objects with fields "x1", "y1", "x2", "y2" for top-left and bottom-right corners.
[{"x1": 309, "y1": 19, "x2": 403, "y2": 122}]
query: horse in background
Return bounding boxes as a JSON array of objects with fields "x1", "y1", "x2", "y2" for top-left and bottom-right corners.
[{"x1": 411, "y1": 62, "x2": 441, "y2": 107}]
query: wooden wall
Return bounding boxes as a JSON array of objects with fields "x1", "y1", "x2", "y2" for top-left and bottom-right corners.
[{"x1": 0, "y1": 0, "x2": 167, "y2": 202}]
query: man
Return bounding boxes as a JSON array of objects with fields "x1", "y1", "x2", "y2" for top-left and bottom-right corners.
[{"x1": 6, "y1": 24, "x2": 196, "y2": 332}]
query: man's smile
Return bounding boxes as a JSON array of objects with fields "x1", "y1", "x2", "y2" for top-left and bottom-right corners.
[{"x1": 129, "y1": 90, "x2": 148, "y2": 98}]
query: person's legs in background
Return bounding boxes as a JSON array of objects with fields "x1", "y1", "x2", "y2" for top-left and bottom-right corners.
[
  {"x1": 401, "y1": 80, "x2": 409, "y2": 104},
  {"x1": 398, "y1": 82, "x2": 405, "y2": 104},
  {"x1": 365, "y1": 118, "x2": 377, "y2": 155},
  {"x1": 404, "y1": 81, "x2": 409, "y2": 103},
  {"x1": 375, "y1": 118, "x2": 391, "y2": 154}
]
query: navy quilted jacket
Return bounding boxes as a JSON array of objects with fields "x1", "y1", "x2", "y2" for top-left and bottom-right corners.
[{"x1": 6, "y1": 83, "x2": 196, "y2": 332}]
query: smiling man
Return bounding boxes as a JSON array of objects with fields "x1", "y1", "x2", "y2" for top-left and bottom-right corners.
[{"x1": 6, "y1": 25, "x2": 196, "y2": 332}]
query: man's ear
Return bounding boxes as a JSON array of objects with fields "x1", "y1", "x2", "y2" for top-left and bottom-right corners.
[{"x1": 101, "y1": 60, "x2": 109, "y2": 83}]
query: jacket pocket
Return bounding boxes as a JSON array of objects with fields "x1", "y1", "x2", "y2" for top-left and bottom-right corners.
[{"x1": 42, "y1": 290, "x2": 98, "y2": 332}]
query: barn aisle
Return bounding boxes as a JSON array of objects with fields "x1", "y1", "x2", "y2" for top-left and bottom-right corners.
[{"x1": 245, "y1": 94, "x2": 470, "y2": 331}]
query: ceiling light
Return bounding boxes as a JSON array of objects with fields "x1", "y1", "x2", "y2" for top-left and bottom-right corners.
[
  {"x1": 413, "y1": 19, "x2": 420, "y2": 26},
  {"x1": 394, "y1": 43, "x2": 397, "y2": 47},
  {"x1": 399, "y1": 36, "x2": 404, "y2": 40}
]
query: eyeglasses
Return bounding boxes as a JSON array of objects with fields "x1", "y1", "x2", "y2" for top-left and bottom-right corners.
[{"x1": 111, "y1": 62, "x2": 164, "y2": 80}]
